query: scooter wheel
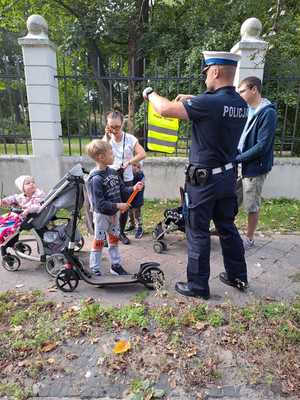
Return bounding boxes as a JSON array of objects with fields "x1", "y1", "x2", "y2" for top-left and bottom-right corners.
[
  {"x1": 161, "y1": 240, "x2": 167, "y2": 251},
  {"x1": 56, "y1": 269, "x2": 79, "y2": 292},
  {"x1": 74, "y1": 237, "x2": 85, "y2": 252},
  {"x1": 140, "y1": 265, "x2": 165, "y2": 290},
  {"x1": 153, "y1": 241, "x2": 164, "y2": 254},
  {"x1": 46, "y1": 253, "x2": 67, "y2": 278},
  {"x1": 14, "y1": 242, "x2": 32, "y2": 255},
  {"x1": 2, "y1": 254, "x2": 21, "y2": 271}
]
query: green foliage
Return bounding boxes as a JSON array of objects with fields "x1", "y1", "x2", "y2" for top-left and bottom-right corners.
[
  {"x1": 261, "y1": 302, "x2": 287, "y2": 320},
  {"x1": 192, "y1": 304, "x2": 208, "y2": 321},
  {"x1": 208, "y1": 310, "x2": 225, "y2": 327},
  {"x1": 112, "y1": 304, "x2": 148, "y2": 328}
]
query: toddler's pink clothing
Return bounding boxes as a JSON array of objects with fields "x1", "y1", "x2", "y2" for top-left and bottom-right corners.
[{"x1": 1, "y1": 188, "x2": 45, "y2": 214}]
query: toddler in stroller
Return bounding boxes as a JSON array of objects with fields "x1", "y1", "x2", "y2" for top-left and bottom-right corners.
[
  {"x1": 152, "y1": 177, "x2": 243, "y2": 253},
  {"x1": 0, "y1": 165, "x2": 84, "y2": 276}
]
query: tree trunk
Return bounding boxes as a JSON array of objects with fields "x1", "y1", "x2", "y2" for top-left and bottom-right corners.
[
  {"x1": 127, "y1": 0, "x2": 150, "y2": 134},
  {"x1": 86, "y1": 40, "x2": 111, "y2": 126}
]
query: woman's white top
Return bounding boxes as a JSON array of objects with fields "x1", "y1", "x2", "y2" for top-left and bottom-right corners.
[{"x1": 106, "y1": 131, "x2": 138, "y2": 182}]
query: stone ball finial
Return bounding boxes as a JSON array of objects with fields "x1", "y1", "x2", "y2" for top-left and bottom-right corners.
[
  {"x1": 26, "y1": 15, "x2": 48, "y2": 37},
  {"x1": 241, "y1": 17, "x2": 262, "y2": 41}
]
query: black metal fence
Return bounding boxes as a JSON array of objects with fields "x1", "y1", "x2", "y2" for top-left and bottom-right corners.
[
  {"x1": 56, "y1": 54, "x2": 300, "y2": 157},
  {"x1": 56, "y1": 54, "x2": 204, "y2": 156},
  {"x1": 0, "y1": 56, "x2": 30, "y2": 155},
  {"x1": 1, "y1": 52, "x2": 300, "y2": 157}
]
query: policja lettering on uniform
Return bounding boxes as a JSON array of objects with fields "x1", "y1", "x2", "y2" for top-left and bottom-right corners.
[{"x1": 223, "y1": 106, "x2": 248, "y2": 118}]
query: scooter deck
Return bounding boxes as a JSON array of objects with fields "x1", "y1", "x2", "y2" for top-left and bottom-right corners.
[{"x1": 83, "y1": 273, "x2": 139, "y2": 286}]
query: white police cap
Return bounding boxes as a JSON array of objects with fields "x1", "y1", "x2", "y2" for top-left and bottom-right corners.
[{"x1": 202, "y1": 51, "x2": 241, "y2": 72}]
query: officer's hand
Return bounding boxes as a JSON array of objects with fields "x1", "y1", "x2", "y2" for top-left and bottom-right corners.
[
  {"x1": 143, "y1": 87, "x2": 154, "y2": 101},
  {"x1": 175, "y1": 94, "x2": 195, "y2": 102}
]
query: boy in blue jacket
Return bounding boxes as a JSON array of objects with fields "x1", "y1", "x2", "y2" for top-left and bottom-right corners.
[
  {"x1": 86, "y1": 140, "x2": 143, "y2": 276},
  {"x1": 237, "y1": 76, "x2": 277, "y2": 250}
]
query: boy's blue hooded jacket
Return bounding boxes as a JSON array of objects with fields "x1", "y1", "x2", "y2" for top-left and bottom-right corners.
[{"x1": 236, "y1": 99, "x2": 277, "y2": 177}]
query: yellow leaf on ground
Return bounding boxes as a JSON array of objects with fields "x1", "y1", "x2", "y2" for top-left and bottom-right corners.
[
  {"x1": 113, "y1": 339, "x2": 131, "y2": 354},
  {"x1": 41, "y1": 342, "x2": 58, "y2": 353}
]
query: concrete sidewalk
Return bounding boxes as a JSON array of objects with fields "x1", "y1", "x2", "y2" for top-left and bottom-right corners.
[{"x1": 0, "y1": 231, "x2": 299, "y2": 306}]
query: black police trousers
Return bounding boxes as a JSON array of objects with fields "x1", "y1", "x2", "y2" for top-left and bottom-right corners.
[{"x1": 185, "y1": 169, "x2": 247, "y2": 292}]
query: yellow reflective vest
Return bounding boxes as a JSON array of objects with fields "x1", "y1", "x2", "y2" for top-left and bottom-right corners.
[{"x1": 147, "y1": 103, "x2": 179, "y2": 154}]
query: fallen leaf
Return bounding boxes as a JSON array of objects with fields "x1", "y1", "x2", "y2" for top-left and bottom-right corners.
[
  {"x1": 194, "y1": 322, "x2": 208, "y2": 332},
  {"x1": 16, "y1": 284, "x2": 24, "y2": 288},
  {"x1": 47, "y1": 358, "x2": 55, "y2": 365},
  {"x1": 113, "y1": 339, "x2": 131, "y2": 354},
  {"x1": 41, "y1": 342, "x2": 58, "y2": 353}
]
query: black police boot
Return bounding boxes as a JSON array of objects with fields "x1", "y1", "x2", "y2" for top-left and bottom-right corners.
[
  {"x1": 175, "y1": 282, "x2": 210, "y2": 300},
  {"x1": 219, "y1": 272, "x2": 248, "y2": 291}
]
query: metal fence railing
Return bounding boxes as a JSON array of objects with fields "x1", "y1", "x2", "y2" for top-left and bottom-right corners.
[
  {"x1": 55, "y1": 54, "x2": 204, "y2": 157},
  {"x1": 0, "y1": 56, "x2": 31, "y2": 155},
  {"x1": 2, "y1": 52, "x2": 300, "y2": 157}
]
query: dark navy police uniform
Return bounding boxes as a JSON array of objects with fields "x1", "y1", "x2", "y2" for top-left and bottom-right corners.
[{"x1": 182, "y1": 86, "x2": 248, "y2": 294}]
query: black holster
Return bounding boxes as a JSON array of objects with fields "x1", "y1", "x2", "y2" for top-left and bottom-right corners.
[{"x1": 185, "y1": 164, "x2": 209, "y2": 186}]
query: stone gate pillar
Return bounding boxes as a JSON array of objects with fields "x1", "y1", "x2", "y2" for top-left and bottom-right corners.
[
  {"x1": 18, "y1": 15, "x2": 63, "y2": 191},
  {"x1": 231, "y1": 17, "x2": 268, "y2": 87}
]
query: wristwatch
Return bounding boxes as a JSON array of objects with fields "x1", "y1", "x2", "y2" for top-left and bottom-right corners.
[{"x1": 143, "y1": 87, "x2": 154, "y2": 100}]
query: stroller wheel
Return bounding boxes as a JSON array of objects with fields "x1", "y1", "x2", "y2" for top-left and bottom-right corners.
[
  {"x1": 152, "y1": 223, "x2": 164, "y2": 240},
  {"x1": 46, "y1": 254, "x2": 67, "y2": 278},
  {"x1": 2, "y1": 255, "x2": 21, "y2": 271},
  {"x1": 153, "y1": 241, "x2": 164, "y2": 254},
  {"x1": 14, "y1": 242, "x2": 32, "y2": 255},
  {"x1": 139, "y1": 265, "x2": 165, "y2": 290},
  {"x1": 56, "y1": 269, "x2": 79, "y2": 292},
  {"x1": 74, "y1": 237, "x2": 85, "y2": 252}
]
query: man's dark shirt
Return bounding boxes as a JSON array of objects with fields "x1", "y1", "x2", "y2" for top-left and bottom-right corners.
[{"x1": 183, "y1": 86, "x2": 248, "y2": 168}]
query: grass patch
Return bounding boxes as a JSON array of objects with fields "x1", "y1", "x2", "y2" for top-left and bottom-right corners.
[
  {"x1": 0, "y1": 383, "x2": 29, "y2": 400},
  {"x1": 143, "y1": 198, "x2": 300, "y2": 234},
  {"x1": 235, "y1": 198, "x2": 300, "y2": 233},
  {"x1": 0, "y1": 291, "x2": 299, "y2": 396}
]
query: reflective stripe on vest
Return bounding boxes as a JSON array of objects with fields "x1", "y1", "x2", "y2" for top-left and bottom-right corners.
[{"x1": 147, "y1": 103, "x2": 179, "y2": 154}]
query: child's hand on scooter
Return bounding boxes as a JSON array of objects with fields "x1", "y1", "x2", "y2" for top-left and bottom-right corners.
[
  {"x1": 134, "y1": 181, "x2": 144, "y2": 192},
  {"x1": 117, "y1": 202, "x2": 130, "y2": 213}
]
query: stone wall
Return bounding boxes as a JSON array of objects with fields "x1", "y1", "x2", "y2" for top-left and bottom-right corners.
[{"x1": 1, "y1": 156, "x2": 300, "y2": 200}]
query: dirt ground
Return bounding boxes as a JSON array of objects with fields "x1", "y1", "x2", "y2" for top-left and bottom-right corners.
[{"x1": 0, "y1": 231, "x2": 299, "y2": 400}]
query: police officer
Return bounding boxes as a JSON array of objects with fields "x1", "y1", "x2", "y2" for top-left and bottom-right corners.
[{"x1": 143, "y1": 51, "x2": 248, "y2": 300}]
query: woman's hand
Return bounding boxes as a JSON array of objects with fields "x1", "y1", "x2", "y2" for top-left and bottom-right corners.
[{"x1": 105, "y1": 126, "x2": 113, "y2": 138}]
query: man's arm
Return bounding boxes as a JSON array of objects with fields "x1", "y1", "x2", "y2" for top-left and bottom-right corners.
[{"x1": 144, "y1": 88, "x2": 189, "y2": 120}]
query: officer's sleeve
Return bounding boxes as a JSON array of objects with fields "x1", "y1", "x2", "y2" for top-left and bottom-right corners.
[{"x1": 182, "y1": 95, "x2": 210, "y2": 121}]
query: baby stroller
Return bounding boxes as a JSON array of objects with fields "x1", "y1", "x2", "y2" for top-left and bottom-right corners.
[
  {"x1": 0, "y1": 164, "x2": 85, "y2": 277},
  {"x1": 152, "y1": 177, "x2": 243, "y2": 254},
  {"x1": 152, "y1": 187, "x2": 185, "y2": 254}
]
